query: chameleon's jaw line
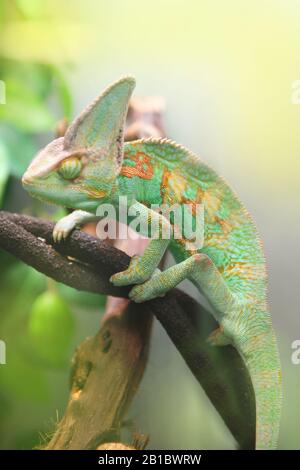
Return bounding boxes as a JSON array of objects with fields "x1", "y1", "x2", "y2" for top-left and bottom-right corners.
[{"x1": 22, "y1": 173, "x2": 34, "y2": 187}]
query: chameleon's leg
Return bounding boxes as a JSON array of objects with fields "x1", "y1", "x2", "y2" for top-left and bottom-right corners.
[
  {"x1": 128, "y1": 255, "x2": 201, "y2": 302},
  {"x1": 129, "y1": 253, "x2": 237, "y2": 326},
  {"x1": 110, "y1": 201, "x2": 171, "y2": 286},
  {"x1": 53, "y1": 210, "x2": 100, "y2": 242}
]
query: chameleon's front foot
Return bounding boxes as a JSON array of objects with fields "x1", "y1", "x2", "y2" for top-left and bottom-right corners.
[
  {"x1": 110, "y1": 255, "x2": 154, "y2": 286},
  {"x1": 53, "y1": 216, "x2": 77, "y2": 242},
  {"x1": 52, "y1": 210, "x2": 98, "y2": 243}
]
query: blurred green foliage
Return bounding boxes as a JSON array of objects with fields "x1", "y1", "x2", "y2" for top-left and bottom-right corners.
[
  {"x1": 0, "y1": 59, "x2": 72, "y2": 179},
  {"x1": 0, "y1": 2, "x2": 72, "y2": 184},
  {"x1": 28, "y1": 290, "x2": 76, "y2": 368},
  {"x1": 0, "y1": 0, "x2": 299, "y2": 451},
  {"x1": 0, "y1": 141, "x2": 9, "y2": 205},
  {"x1": 0, "y1": 0, "x2": 106, "y2": 449}
]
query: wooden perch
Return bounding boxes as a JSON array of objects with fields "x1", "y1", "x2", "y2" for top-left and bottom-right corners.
[
  {"x1": 0, "y1": 210, "x2": 255, "y2": 449},
  {"x1": 46, "y1": 302, "x2": 153, "y2": 449}
]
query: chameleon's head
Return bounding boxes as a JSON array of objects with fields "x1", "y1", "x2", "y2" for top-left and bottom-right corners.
[{"x1": 22, "y1": 76, "x2": 136, "y2": 211}]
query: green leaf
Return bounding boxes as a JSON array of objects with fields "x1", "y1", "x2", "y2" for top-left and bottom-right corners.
[
  {"x1": 0, "y1": 78, "x2": 56, "y2": 132},
  {"x1": 28, "y1": 291, "x2": 76, "y2": 368},
  {"x1": 1, "y1": 60, "x2": 53, "y2": 100},
  {"x1": 0, "y1": 124, "x2": 37, "y2": 177},
  {"x1": 0, "y1": 140, "x2": 9, "y2": 206}
]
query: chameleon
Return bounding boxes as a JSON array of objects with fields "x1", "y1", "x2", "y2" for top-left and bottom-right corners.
[{"x1": 22, "y1": 76, "x2": 282, "y2": 450}]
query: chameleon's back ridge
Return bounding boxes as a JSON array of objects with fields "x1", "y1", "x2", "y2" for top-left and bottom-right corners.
[
  {"x1": 123, "y1": 138, "x2": 267, "y2": 301},
  {"x1": 22, "y1": 76, "x2": 282, "y2": 450},
  {"x1": 122, "y1": 137, "x2": 282, "y2": 449}
]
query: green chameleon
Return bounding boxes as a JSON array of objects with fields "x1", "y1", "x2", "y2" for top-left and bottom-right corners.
[{"x1": 22, "y1": 77, "x2": 282, "y2": 450}]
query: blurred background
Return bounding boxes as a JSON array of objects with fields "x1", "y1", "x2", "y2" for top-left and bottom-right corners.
[{"x1": 0, "y1": 0, "x2": 299, "y2": 449}]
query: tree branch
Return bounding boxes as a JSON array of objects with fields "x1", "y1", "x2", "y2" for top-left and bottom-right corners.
[
  {"x1": 0, "y1": 210, "x2": 255, "y2": 449},
  {"x1": 46, "y1": 302, "x2": 153, "y2": 450}
]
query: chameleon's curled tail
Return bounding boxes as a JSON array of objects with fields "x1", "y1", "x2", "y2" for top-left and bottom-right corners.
[{"x1": 236, "y1": 327, "x2": 282, "y2": 450}]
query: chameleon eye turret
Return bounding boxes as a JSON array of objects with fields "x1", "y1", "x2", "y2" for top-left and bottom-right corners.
[{"x1": 58, "y1": 157, "x2": 82, "y2": 180}]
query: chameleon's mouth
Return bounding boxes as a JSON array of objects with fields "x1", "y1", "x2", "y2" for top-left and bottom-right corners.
[{"x1": 22, "y1": 173, "x2": 34, "y2": 187}]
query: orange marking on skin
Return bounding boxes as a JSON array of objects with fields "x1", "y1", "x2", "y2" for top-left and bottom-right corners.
[
  {"x1": 203, "y1": 190, "x2": 222, "y2": 224},
  {"x1": 121, "y1": 152, "x2": 154, "y2": 180},
  {"x1": 161, "y1": 168, "x2": 171, "y2": 194},
  {"x1": 160, "y1": 168, "x2": 187, "y2": 204},
  {"x1": 172, "y1": 224, "x2": 198, "y2": 255},
  {"x1": 215, "y1": 216, "x2": 232, "y2": 235},
  {"x1": 181, "y1": 198, "x2": 200, "y2": 216},
  {"x1": 222, "y1": 262, "x2": 259, "y2": 281},
  {"x1": 246, "y1": 333, "x2": 272, "y2": 351},
  {"x1": 219, "y1": 262, "x2": 261, "y2": 281},
  {"x1": 180, "y1": 188, "x2": 205, "y2": 216}
]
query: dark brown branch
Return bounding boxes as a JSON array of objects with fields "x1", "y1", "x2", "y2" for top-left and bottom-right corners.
[
  {"x1": 0, "y1": 212, "x2": 129, "y2": 297},
  {"x1": 0, "y1": 211, "x2": 255, "y2": 449}
]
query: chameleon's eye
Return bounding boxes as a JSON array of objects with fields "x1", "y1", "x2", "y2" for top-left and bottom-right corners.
[{"x1": 58, "y1": 157, "x2": 82, "y2": 180}]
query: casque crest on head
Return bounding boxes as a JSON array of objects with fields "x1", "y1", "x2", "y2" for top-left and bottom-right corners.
[
  {"x1": 22, "y1": 76, "x2": 136, "y2": 183},
  {"x1": 64, "y1": 75, "x2": 136, "y2": 170}
]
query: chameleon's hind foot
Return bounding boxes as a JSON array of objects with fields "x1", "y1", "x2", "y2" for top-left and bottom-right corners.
[
  {"x1": 128, "y1": 254, "x2": 205, "y2": 303},
  {"x1": 128, "y1": 269, "x2": 165, "y2": 303},
  {"x1": 110, "y1": 255, "x2": 153, "y2": 286}
]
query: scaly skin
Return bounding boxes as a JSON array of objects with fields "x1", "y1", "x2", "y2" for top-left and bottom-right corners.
[{"x1": 22, "y1": 77, "x2": 282, "y2": 449}]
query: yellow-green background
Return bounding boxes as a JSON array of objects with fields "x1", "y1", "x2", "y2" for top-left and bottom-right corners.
[{"x1": 0, "y1": 0, "x2": 299, "y2": 449}]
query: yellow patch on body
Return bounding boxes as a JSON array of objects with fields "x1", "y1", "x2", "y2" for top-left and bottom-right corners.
[
  {"x1": 160, "y1": 168, "x2": 187, "y2": 205},
  {"x1": 83, "y1": 187, "x2": 107, "y2": 198}
]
